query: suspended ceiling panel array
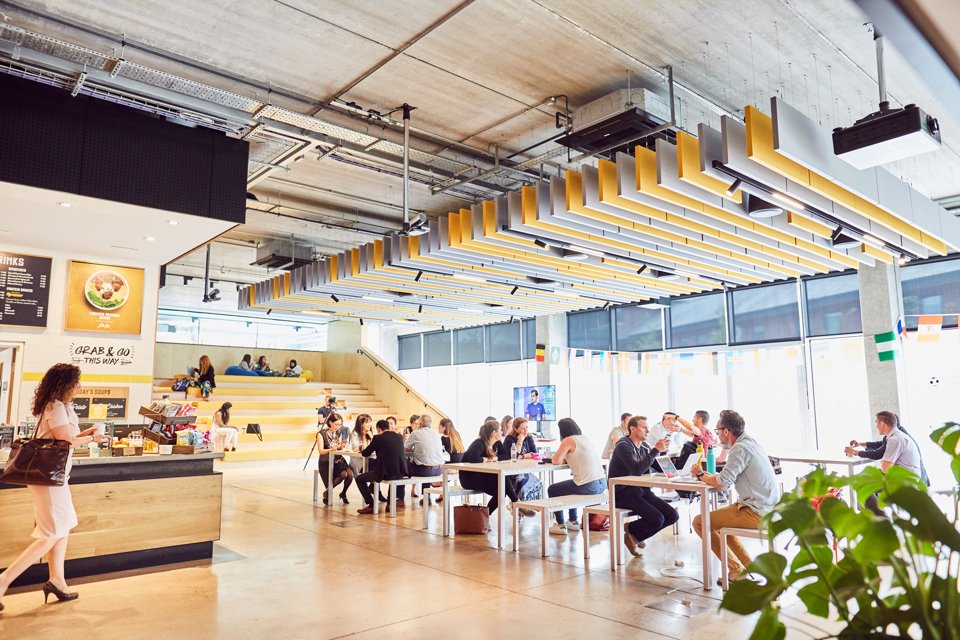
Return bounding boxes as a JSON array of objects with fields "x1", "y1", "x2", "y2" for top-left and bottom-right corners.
[{"x1": 241, "y1": 97, "x2": 960, "y2": 327}]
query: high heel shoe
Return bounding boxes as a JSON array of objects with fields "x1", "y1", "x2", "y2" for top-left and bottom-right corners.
[
  {"x1": 339, "y1": 493, "x2": 350, "y2": 505},
  {"x1": 43, "y1": 581, "x2": 79, "y2": 604}
]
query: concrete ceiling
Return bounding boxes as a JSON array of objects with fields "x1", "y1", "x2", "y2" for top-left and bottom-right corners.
[{"x1": 3, "y1": 0, "x2": 959, "y2": 291}]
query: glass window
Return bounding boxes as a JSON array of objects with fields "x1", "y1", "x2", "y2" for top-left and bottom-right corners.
[
  {"x1": 902, "y1": 258, "x2": 960, "y2": 329},
  {"x1": 423, "y1": 331, "x2": 452, "y2": 367},
  {"x1": 614, "y1": 305, "x2": 663, "y2": 351},
  {"x1": 198, "y1": 318, "x2": 258, "y2": 347},
  {"x1": 398, "y1": 334, "x2": 422, "y2": 370},
  {"x1": 730, "y1": 282, "x2": 801, "y2": 344},
  {"x1": 454, "y1": 327, "x2": 485, "y2": 364},
  {"x1": 156, "y1": 314, "x2": 200, "y2": 344},
  {"x1": 568, "y1": 309, "x2": 612, "y2": 351},
  {"x1": 805, "y1": 274, "x2": 862, "y2": 336},
  {"x1": 522, "y1": 319, "x2": 537, "y2": 359},
  {"x1": 668, "y1": 293, "x2": 726, "y2": 348},
  {"x1": 486, "y1": 322, "x2": 521, "y2": 362}
]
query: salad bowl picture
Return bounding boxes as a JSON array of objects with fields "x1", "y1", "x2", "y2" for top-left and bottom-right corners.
[{"x1": 85, "y1": 270, "x2": 129, "y2": 311}]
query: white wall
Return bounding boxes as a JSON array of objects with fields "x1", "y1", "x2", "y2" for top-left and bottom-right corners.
[
  {"x1": 0, "y1": 243, "x2": 159, "y2": 424},
  {"x1": 0, "y1": 346, "x2": 15, "y2": 423}
]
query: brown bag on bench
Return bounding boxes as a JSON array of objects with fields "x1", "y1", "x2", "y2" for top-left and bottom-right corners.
[{"x1": 453, "y1": 504, "x2": 490, "y2": 534}]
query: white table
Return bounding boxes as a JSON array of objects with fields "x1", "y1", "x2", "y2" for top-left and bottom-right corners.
[
  {"x1": 324, "y1": 450, "x2": 367, "y2": 506},
  {"x1": 441, "y1": 460, "x2": 568, "y2": 549},
  {"x1": 608, "y1": 475, "x2": 719, "y2": 590},
  {"x1": 771, "y1": 451, "x2": 873, "y2": 509}
]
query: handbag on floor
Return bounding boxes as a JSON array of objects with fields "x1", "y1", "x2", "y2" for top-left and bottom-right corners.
[
  {"x1": 246, "y1": 424, "x2": 263, "y2": 441},
  {"x1": 453, "y1": 504, "x2": 490, "y2": 534},
  {"x1": 0, "y1": 411, "x2": 71, "y2": 487},
  {"x1": 588, "y1": 513, "x2": 610, "y2": 531}
]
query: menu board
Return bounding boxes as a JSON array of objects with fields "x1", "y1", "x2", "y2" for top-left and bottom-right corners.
[
  {"x1": 0, "y1": 252, "x2": 51, "y2": 327},
  {"x1": 72, "y1": 386, "x2": 129, "y2": 419},
  {"x1": 64, "y1": 261, "x2": 144, "y2": 334}
]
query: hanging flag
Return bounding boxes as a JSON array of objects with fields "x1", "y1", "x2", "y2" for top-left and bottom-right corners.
[
  {"x1": 597, "y1": 351, "x2": 607, "y2": 372},
  {"x1": 896, "y1": 317, "x2": 908, "y2": 341},
  {"x1": 582, "y1": 350, "x2": 592, "y2": 370},
  {"x1": 535, "y1": 343, "x2": 546, "y2": 362},
  {"x1": 874, "y1": 331, "x2": 897, "y2": 361},
  {"x1": 559, "y1": 348, "x2": 570, "y2": 368},
  {"x1": 618, "y1": 351, "x2": 631, "y2": 374},
  {"x1": 917, "y1": 315, "x2": 943, "y2": 342},
  {"x1": 549, "y1": 346, "x2": 561, "y2": 365}
]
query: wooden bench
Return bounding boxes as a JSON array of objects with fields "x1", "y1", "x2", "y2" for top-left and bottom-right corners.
[
  {"x1": 582, "y1": 505, "x2": 640, "y2": 568},
  {"x1": 719, "y1": 526, "x2": 769, "y2": 589},
  {"x1": 423, "y1": 484, "x2": 481, "y2": 532},
  {"x1": 512, "y1": 494, "x2": 608, "y2": 557},
  {"x1": 377, "y1": 476, "x2": 444, "y2": 518}
]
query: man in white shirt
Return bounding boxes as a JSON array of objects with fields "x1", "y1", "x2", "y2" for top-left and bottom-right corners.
[
  {"x1": 405, "y1": 413, "x2": 445, "y2": 485},
  {"x1": 645, "y1": 411, "x2": 683, "y2": 450},
  {"x1": 865, "y1": 410, "x2": 924, "y2": 516},
  {"x1": 602, "y1": 412, "x2": 631, "y2": 460}
]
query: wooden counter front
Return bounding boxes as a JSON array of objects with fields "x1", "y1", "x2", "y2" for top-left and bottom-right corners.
[{"x1": 0, "y1": 454, "x2": 223, "y2": 586}]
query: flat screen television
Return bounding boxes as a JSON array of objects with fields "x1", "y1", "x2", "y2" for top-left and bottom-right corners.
[{"x1": 513, "y1": 385, "x2": 556, "y2": 422}]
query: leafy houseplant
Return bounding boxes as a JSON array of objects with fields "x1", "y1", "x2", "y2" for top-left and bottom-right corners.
[{"x1": 721, "y1": 423, "x2": 960, "y2": 639}]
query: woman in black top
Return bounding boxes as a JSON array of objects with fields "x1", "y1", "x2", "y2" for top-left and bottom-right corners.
[
  {"x1": 317, "y1": 412, "x2": 354, "y2": 504},
  {"x1": 439, "y1": 418, "x2": 465, "y2": 463},
  {"x1": 500, "y1": 417, "x2": 537, "y2": 460},
  {"x1": 459, "y1": 420, "x2": 518, "y2": 515},
  {"x1": 188, "y1": 355, "x2": 215, "y2": 399}
]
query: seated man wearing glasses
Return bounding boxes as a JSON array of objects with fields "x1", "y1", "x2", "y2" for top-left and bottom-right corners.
[{"x1": 690, "y1": 410, "x2": 779, "y2": 585}]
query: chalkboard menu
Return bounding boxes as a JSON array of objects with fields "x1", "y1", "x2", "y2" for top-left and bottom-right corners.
[{"x1": 0, "y1": 252, "x2": 51, "y2": 327}]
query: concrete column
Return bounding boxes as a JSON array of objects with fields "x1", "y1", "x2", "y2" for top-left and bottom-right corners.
[
  {"x1": 857, "y1": 261, "x2": 908, "y2": 434},
  {"x1": 535, "y1": 313, "x2": 567, "y2": 439}
]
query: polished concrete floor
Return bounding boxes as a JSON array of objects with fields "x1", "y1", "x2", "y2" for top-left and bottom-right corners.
[{"x1": 0, "y1": 464, "x2": 841, "y2": 639}]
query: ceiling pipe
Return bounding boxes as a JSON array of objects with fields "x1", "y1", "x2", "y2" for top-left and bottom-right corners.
[
  {"x1": 403, "y1": 103, "x2": 412, "y2": 227},
  {"x1": 874, "y1": 28, "x2": 888, "y2": 109}
]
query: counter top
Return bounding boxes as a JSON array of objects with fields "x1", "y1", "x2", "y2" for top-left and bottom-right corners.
[{"x1": 72, "y1": 452, "x2": 224, "y2": 466}]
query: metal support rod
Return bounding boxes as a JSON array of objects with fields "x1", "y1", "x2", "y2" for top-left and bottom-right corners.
[
  {"x1": 203, "y1": 244, "x2": 212, "y2": 300},
  {"x1": 402, "y1": 103, "x2": 412, "y2": 225},
  {"x1": 874, "y1": 29, "x2": 887, "y2": 107}
]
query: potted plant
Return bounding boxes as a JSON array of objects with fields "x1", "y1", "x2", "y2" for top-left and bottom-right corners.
[{"x1": 721, "y1": 423, "x2": 960, "y2": 639}]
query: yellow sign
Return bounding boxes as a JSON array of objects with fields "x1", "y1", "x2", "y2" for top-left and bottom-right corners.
[{"x1": 65, "y1": 261, "x2": 144, "y2": 334}]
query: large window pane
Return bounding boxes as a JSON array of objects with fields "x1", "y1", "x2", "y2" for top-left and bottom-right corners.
[
  {"x1": 486, "y1": 322, "x2": 521, "y2": 362},
  {"x1": 522, "y1": 319, "x2": 536, "y2": 359},
  {"x1": 614, "y1": 305, "x2": 662, "y2": 351},
  {"x1": 668, "y1": 294, "x2": 726, "y2": 348},
  {"x1": 398, "y1": 334, "x2": 421, "y2": 370},
  {"x1": 902, "y1": 258, "x2": 960, "y2": 329},
  {"x1": 156, "y1": 314, "x2": 200, "y2": 344},
  {"x1": 730, "y1": 282, "x2": 800, "y2": 344},
  {"x1": 805, "y1": 274, "x2": 862, "y2": 336},
  {"x1": 568, "y1": 309, "x2": 612, "y2": 351},
  {"x1": 454, "y1": 327, "x2": 485, "y2": 364},
  {"x1": 809, "y1": 337, "x2": 870, "y2": 453},
  {"x1": 198, "y1": 318, "x2": 258, "y2": 347},
  {"x1": 423, "y1": 331, "x2": 452, "y2": 367}
]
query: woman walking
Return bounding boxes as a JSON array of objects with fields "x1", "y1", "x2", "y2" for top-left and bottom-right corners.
[{"x1": 0, "y1": 363, "x2": 107, "y2": 611}]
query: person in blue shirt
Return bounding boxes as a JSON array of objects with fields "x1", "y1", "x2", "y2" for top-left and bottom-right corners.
[{"x1": 525, "y1": 389, "x2": 546, "y2": 421}]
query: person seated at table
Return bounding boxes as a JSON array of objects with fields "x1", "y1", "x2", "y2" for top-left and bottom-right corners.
[
  {"x1": 645, "y1": 411, "x2": 683, "y2": 450},
  {"x1": 844, "y1": 413, "x2": 929, "y2": 486},
  {"x1": 602, "y1": 412, "x2": 632, "y2": 460},
  {"x1": 357, "y1": 420, "x2": 409, "y2": 514},
  {"x1": 500, "y1": 415, "x2": 514, "y2": 437},
  {"x1": 348, "y1": 414, "x2": 374, "y2": 476},
  {"x1": 317, "y1": 412, "x2": 354, "y2": 505},
  {"x1": 691, "y1": 410, "x2": 779, "y2": 584},
  {"x1": 440, "y1": 418, "x2": 465, "y2": 464},
  {"x1": 284, "y1": 359, "x2": 302, "y2": 377},
  {"x1": 211, "y1": 402, "x2": 239, "y2": 452},
  {"x1": 405, "y1": 414, "x2": 445, "y2": 501},
  {"x1": 608, "y1": 415, "x2": 678, "y2": 555},
  {"x1": 386, "y1": 416, "x2": 399, "y2": 433},
  {"x1": 547, "y1": 418, "x2": 606, "y2": 534},
  {"x1": 502, "y1": 417, "x2": 537, "y2": 460},
  {"x1": 187, "y1": 355, "x2": 216, "y2": 399},
  {"x1": 861, "y1": 411, "x2": 926, "y2": 516},
  {"x1": 459, "y1": 420, "x2": 518, "y2": 516},
  {"x1": 673, "y1": 410, "x2": 718, "y2": 469}
]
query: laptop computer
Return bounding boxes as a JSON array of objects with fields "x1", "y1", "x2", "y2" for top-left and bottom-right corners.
[{"x1": 655, "y1": 455, "x2": 701, "y2": 482}]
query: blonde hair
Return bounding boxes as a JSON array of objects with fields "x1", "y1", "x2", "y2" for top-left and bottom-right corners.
[
  {"x1": 440, "y1": 418, "x2": 464, "y2": 454},
  {"x1": 199, "y1": 355, "x2": 211, "y2": 376}
]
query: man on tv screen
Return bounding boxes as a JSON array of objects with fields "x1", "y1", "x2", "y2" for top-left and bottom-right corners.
[{"x1": 525, "y1": 389, "x2": 546, "y2": 421}]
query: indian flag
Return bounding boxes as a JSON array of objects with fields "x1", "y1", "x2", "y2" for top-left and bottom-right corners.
[
  {"x1": 917, "y1": 315, "x2": 942, "y2": 342},
  {"x1": 874, "y1": 331, "x2": 897, "y2": 361}
]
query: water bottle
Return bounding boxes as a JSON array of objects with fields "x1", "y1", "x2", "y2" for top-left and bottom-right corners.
[
  {"x1": 695, "y1": 442, "x2": 704, "y2": 467},
  {"x1": 706, "y1": 446, "x2": 716, "y2": 474},
  {"x1": 511, "y1": 443, "x2": 518, "y2": 463}
]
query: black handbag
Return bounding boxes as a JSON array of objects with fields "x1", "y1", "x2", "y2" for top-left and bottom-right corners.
[
  {"x1": 0, "y1": 412, "x2": 71, "y2": 487},
  {"x1": 246, "y1": 424, "x2": 263, "y2": 441}
]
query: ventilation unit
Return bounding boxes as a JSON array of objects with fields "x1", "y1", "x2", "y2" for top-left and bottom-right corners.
[
  {"x1": 251, "y1": 240, "x2": 314, "y2": 271},
  {"x1": 556, "y1": 88, "x2": 679, "y2": 157}
]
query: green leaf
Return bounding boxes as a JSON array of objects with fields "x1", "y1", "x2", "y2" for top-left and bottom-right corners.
[
  {"x1": 745, "y1": 551, "x2": 788, "y2": 582},
  {"x1": 930, "y1": 422, "x2": 960, "y2": 456},
  {"x1": 797, "y1": 580, "x2": 831, "y2": 618},
  {"x1": 889, "y1": 486, "x2": 960, "y2": 551},
  {"x1": 820, "y1": 498, "x2": 870, "y2": 540},
  {"x1": 789, "y1": 544, "x2": 833, "y2": 574},
  {"x1": 748, "y1": 605, "x2": 786, "y2": 640},
  {"x1": 721, "y1": 552, "x2": 788, "y2": 615},
  {"x1": 883, "y1": 464, "x2": 926, "y2": 493},
  {"x1": 850, "y1": 518, "x2": 899, "y2": 563}
]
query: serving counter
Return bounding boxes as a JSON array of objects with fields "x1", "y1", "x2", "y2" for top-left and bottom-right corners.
[{"x1": 0, "y1": 453, "x2": 223, "y2": 587}]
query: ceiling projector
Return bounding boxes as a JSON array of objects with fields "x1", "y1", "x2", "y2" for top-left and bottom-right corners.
[{"x1": 832, "y1": 102, "x2": 941, "y2": 169}]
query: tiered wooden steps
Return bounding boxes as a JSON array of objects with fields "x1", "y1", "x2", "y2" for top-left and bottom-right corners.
[{"x1": 151, "y1": 375, "x2": 400, "y2": 462}]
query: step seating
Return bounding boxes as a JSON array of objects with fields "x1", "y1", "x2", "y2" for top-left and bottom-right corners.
[
  {"x1": 424, "y1": 482, "x2": 481, "y2": 534},
  {"x1": 582, "y1": 505, "x2": 640, "y2": 569},
  {"x1": 512, "y1": 494, "x2": 608, "y2": 557},
  {"x1": 719, "y1": 527, "x2": 769, "y2": 590}
]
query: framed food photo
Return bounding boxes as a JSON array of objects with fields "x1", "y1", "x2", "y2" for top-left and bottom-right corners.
[{"x1": 64, "y1": 261, "x2": 145, "y2": 334}]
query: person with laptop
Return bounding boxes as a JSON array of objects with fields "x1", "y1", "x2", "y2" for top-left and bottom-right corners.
[
  {"x1": 690, "y1": 410, "x2": 779, "y2": 584},
  {"x1": 601, "y1": 412, "x2": 631, "y2": 460},
  {"x1": 607, "y1": 415, "x2": 680, "y2": 556}
]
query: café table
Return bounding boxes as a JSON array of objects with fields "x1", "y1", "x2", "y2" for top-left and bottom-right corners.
[
  {"x1": 323, "y1": 449, "x2": 367, "y2": 506},
  {"x1": 770, "y1": 451, "x2": 874, "y2": 509},
  {"x1": 441, "y1": 459, "x2": 569, "y2": 549}
]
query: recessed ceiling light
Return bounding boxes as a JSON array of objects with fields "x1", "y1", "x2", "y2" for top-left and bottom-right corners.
[
  {"x1": 58, "y1": 202, "x2": 73, "y2": 208},
  {"x1": 168, "y1": 220, "x2": 180, "y2": 226},
  {"x1": 144, "y1": 236, "x2": 156, "y2": 242}
]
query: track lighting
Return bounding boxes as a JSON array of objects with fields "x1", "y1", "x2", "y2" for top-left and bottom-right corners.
[
  {"x1": 533, "y1": 238, "x2": 549, "y2": 249},
  {"x1": 602, "y1": 301, "x2": 610, "y2": 310},
  {"x1": 415, "y1": 270, "x2": 423, "y2": 282},
  {"x1": 899, "y1": 253, "x2": 908, "y2": 266},
  {"x1": 746, "y1": 194, "x2": 783, "y2": 219},
  {"x1": 636, "y1": 265, "x2": 648, "y2": 275},
  {"x1": 266, "y1": 309, "x2": 272, "y2": 315},
  {"x1": 831, "y1": 226, "x2": 861, "y2": 250},
  {"x1": 359, "y1": 318, "x2": 364, "y2": 326},
  {"x1": 418, "y1": 304, "x2": 423, "y2": 313},
  {"x1": 331, "y1": 294, "x2": 340, "y2": 303},
  {"x1": 511, "y1": 286, "x2": 519, "y2": 295},
  {"x1": 725, "y1": 178, "x2": 742, "y2": 196}
]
